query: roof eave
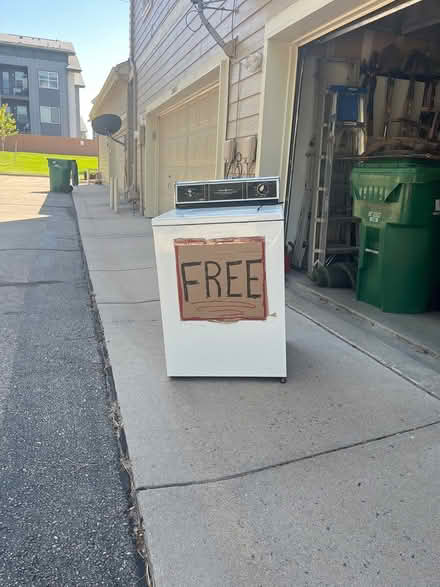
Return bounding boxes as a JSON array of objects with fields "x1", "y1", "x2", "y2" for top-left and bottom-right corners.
[
  {"x1": 89, "y1": 61, "x2": 129, "y2": 120},
  {"x1": 0, "y1": 40, "x2": 75, "y2": 54}
]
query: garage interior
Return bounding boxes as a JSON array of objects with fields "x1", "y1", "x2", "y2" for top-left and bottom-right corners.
[{"x1": 286, "y1": 0, "x2": 440, "y2": 355}]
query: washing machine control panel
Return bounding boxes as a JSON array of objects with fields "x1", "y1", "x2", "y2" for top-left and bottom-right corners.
[{"x1": 175, "y1": 177, "x2": 279, "y2": 208}]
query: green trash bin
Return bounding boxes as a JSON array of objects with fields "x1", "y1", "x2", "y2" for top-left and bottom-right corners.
[
  {"x1": 351, "y1": 158, "x2": 440, "y2": 313},
  {"x1": 47, "y1": 159, "x2": 79, "y2": 193}
]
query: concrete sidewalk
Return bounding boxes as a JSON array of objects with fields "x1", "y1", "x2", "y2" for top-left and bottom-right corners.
[{"x1": 74, "y1": 185, "x2": 440, "y2": 587}]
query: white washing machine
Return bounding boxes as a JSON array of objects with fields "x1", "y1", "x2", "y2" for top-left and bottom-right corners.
[{"x1": 152, "y1": 178, "x2": 286, "y2": 379}]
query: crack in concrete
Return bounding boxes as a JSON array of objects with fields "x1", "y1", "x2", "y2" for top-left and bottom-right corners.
[
  {"x1": 0, "y1": 280, "x2": 86, "y2": 287},
  {"x1": 41, "y1": 204, "x2": 72, "y2": 209},
  {"x1": 287, "y1": 303, "x2": 440, "y2": 402},
  {"x1": 0, "y1": 248, "x2": 80, "y2": 252},
  {"x1": 136, "y1": 418, "x2": 440, "y2": 492},
  {"x1": 14, "y1": 336, "x2": 97, "y2": 346},
  {"x1": 81, "y1": 233, "x2": 152, "y2": 239},
  {"x1": 97, "y1": 299, "x2": 160, "y2": 305},
  {"x1": 89, "y1": 266, "x2": 155, "y2": 272}
]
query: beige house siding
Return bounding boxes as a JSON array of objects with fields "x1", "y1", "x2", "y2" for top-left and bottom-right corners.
[
  {"x1": 98, "y1": 135, "x2": 110, "y2": 183},
  {"x1": 99, "y1": 83, "x2": 128, "y2": 120},
  {"x1": 132, "y1": 0, "x2": 406, "y2": 214},
  {"x1": 132, "y1": 0, "x2": 295, "y2": 151},
  {"x1": 98, "y1": 132, "x2": 125, "y2": 187},
  {"x1": 90, "y1": 61, "x2": 129, "y2": 192}
]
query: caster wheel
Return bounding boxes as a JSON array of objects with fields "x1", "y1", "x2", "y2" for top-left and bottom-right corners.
[{"x1": 280, "y1": 377, "x2": 287, "y2": 384}]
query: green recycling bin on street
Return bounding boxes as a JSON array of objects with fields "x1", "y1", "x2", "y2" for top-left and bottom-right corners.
[
  {"x1": 47, "y1": 158, "x2": 79, "y2": 193},
  {"x1": 351, "y1": 158, "x2": 440, "y2": 313}
]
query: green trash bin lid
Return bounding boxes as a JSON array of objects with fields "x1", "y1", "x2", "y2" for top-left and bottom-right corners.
[
  {"x1": 47, "y1": 158, "x2": 74, "y2": 167},
  {"x1": 352, "y1": 158, "x2": 440, "y2": 184}
]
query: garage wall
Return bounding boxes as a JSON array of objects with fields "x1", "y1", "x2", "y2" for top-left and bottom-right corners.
[
  {"x1": 132, "y1": 0, "x2": 407, "y2": 206},
  {"x1": 110, "y1": 134, "x2": 126, "y2": 193},
  {"x1": 98, "y1": 135, "x2": 110, "y2": 183},
  {"x1": 98, "y1": 83, "x2": 127, "y2": 118},
  {"x1": 92, "y1": 72, "x2": 128, "y2": 189},
  {"x1": 98, "y1": 130, "x2": 127, "y2": 190},
  {"x1": 132, "y1": 0, "x2": 297, "y2": 150}
]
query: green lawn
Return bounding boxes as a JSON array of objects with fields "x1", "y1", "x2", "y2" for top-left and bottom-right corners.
[{"x1": 0, "y1": 151, "x2": 98, "y2": 176}]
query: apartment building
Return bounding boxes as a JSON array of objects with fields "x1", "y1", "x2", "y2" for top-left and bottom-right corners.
[{"x1": 0, "y1": 33, "x2": 85, "y2": 137}]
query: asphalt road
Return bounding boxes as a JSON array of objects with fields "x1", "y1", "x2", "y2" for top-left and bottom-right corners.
[{"x1": 0, "y1": 177, "x2": 141, "y2": 585}]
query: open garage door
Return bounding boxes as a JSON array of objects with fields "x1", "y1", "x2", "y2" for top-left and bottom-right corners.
[{"x1": 158, "y1": 86, "x2": 219, "y2": 214}]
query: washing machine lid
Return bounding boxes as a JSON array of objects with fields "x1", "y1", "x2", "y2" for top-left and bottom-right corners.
[{"x1": 152, "y1": 204, "x2": 284, "y2": 227}]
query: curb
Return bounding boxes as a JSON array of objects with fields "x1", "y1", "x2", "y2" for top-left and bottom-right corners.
[{"x1": 71, "y1": 191, "x2": 155, "y2": 586}]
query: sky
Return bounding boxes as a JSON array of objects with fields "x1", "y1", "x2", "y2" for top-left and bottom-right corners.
[{"x1": 2, "y1": 0, "x2": 130, "y2": 137}]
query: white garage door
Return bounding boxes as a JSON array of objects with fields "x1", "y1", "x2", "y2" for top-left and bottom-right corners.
[{"x1": 159, "y1": 87, "x2": 219, "y2": 214}]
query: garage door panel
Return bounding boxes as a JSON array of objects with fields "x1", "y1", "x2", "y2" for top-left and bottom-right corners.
[
  {"x1": 188, "y1": 133, "x2": 217, "y2": 166},
  {"x1": 159, "y1": 87, "x2": 219, "y2": 214},
  {"x1": 159, "y1": 164, "x2": 184, "y2": 214},
  {"x1": 165, "y1": 136, "x2": 187, "y2": 165},
  {"x1": 186, "y1": 165, "x2": 216, "y2": 181},
  {"x1": 188, "y1": 91, "x2": 219, "y2": 131}
]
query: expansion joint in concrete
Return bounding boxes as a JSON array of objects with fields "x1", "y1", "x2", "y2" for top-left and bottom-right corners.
[
  {"x1": 98, "y1": 299, "x2": 160, "y2": 306},
  {"x1": 0, "y1": 247, "x2": 80, "y2": 252},
  {"x1": 81, "y1": 233, "x2": 151, "y2": 239},
  {"x1": 0, "y1": 280, "x2": 87, "y2": 287},
  {"x1": 89, "y1": 266, "x2": 155, "y2": 272},
  {"x1": 136, "y1": 418, "x2": 440, "y2": 493}
]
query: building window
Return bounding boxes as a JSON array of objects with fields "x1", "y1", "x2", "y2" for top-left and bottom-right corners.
[
  {"x1": 39, "y1": 71, "x2": 59, "y2": 90},
  {"x1": 0, "y1": 68, "x2": 28, "y2": 96},
  {"x1": 3, "y1": 101, "x2": 30, "y2": 133},
  {"x1": 16, "y1": 105, "x2": 28, "y2": 124},
  {"x1": 2, "y1": 71, "x2": 9, "y2": 94},
  {"x1": 14, "y1": 71, "x2": 28, "y2": 94},
  {"x1": 40, "y1": 106, "x2": 60, "y2": 124}
]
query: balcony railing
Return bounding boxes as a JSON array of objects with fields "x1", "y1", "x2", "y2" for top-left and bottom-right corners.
[{"x1": 0, "y1": 86, "x2": 29, "y2": 98}]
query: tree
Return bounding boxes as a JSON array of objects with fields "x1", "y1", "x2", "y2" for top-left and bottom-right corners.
[{"x1": 0, "y1": 104, "x2": 18, "y2": 151}]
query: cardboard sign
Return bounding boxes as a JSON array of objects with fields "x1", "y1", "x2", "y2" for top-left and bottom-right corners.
[{"x1": 175, "y1": 237, "x2": 267, "y2": 321}]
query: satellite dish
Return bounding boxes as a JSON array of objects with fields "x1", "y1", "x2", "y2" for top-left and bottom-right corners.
[{"x1": 92, "y1": 114, "x2": 122, "y2": 136}]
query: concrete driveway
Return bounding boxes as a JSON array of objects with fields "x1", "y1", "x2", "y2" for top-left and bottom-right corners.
[
  {"x1": 74, "y1": 184, "x2": 440, "y2": 587},
  {"x1": 0, "y1": 176, "x2": 141, "y2": 585}
]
